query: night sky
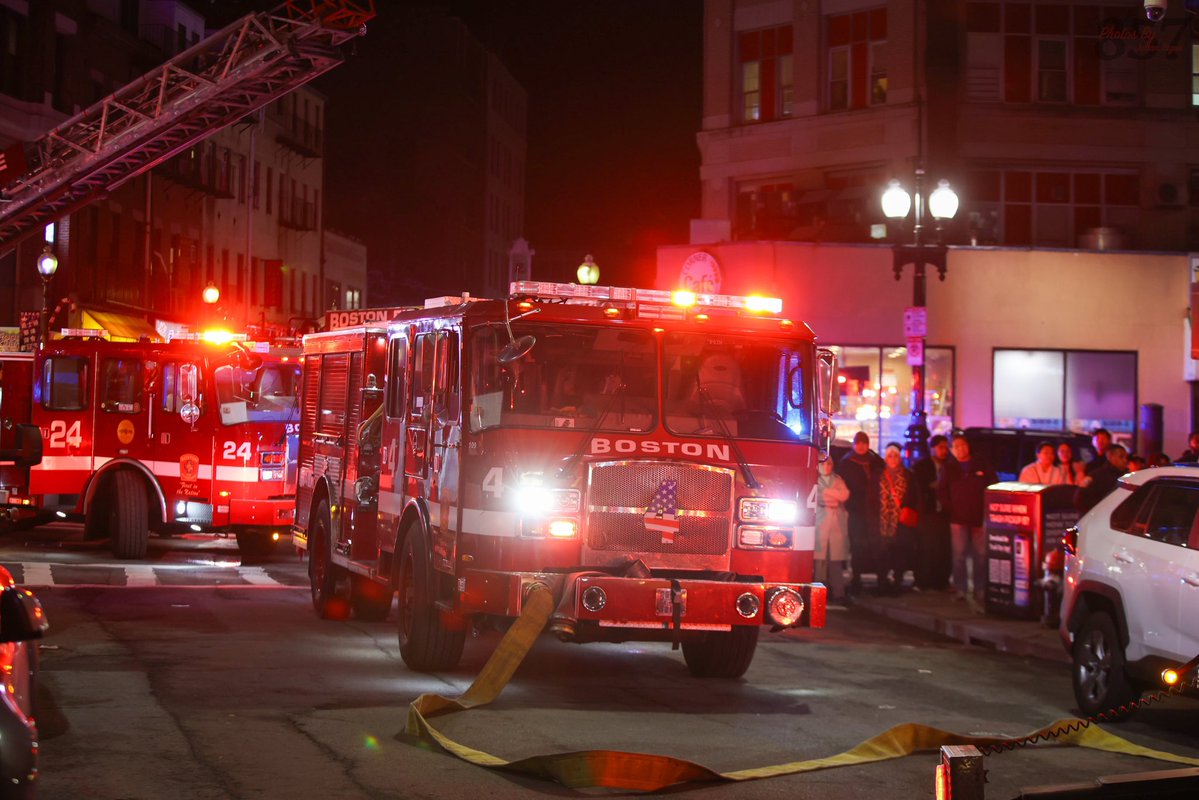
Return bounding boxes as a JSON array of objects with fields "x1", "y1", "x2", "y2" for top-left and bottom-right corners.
[{"x1": 313, "y1": 1, "x2": 704, "y2": 294}]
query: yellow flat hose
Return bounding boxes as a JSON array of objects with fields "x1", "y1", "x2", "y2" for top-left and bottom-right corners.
[{"x1": 403, "y1": 584, "x2": 1199, "y2": 791}]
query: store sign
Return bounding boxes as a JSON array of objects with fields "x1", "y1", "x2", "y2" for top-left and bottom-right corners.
[{"x1": 678, "y1": 251, "x2": 722, "y2": 294}]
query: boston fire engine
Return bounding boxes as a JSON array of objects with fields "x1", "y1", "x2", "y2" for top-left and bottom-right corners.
[
  {"x1": 0, "y1": 331, "x2": 300, "y2": 559},
  {"x1": 294, "y1": 282, "x2": 834, "y2": 677}
]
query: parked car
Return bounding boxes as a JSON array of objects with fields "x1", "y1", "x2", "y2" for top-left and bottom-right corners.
[
  {"x1": 0, "y1": 565, "x2": 48, "y2": 798},
  {"x1": 964, "y1": 427, "x2": 1096, "y2": 482},
  {"x1": 1059, "y1": 465, "x2": 1199, "y2": 716}
]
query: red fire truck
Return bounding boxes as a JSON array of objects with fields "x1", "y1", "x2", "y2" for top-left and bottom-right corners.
[
  {"x1": 294, "y1": 282, "x2": 834, "y2": 677},
  {"x1": 0, "y1": 332, "x2": 300, "y2": 559}
]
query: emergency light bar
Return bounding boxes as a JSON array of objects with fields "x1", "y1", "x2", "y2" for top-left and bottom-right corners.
[
  {"x1": 508, "y1": 281, "x2": 784, "y2": 315},
  {"x1": 60, "y1": 328, "x2": 107, "y2": 338}
]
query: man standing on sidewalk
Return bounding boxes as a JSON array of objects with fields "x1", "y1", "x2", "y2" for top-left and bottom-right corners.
[
  {"x1": 938, "y1": 432, "x2": 997, "y2": 610},
  {"x1": 912, "y1": 434, "x2": 951, "y2": 591},
  {"x1": 837, "y1": 431, "x2": 884, "y2": 596}
]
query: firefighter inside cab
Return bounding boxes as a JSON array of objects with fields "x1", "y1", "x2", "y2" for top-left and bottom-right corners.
[{"x1": 295, "y1": 283, "x2": 836, "y2": 678}]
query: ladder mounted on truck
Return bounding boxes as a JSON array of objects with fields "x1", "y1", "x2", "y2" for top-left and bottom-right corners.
[{"x1": 0, "y1": 1, "x2": 375, "y2": 251}]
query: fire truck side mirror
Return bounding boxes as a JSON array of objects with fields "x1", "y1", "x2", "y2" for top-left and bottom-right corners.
[
  {"x1": 2, "y1": 424, "x2": 43, "y2": 469},
  {"x1": 498, "y1": 334, "x2": 536, "y2": 364}
]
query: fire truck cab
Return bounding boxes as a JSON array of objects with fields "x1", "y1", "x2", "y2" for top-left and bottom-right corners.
[
  {"x1": 1, "y1": 332, "x2": 300, "y2": 559},
  {"x1": 295, "y1": 282, "x2": 834, "y2": 677}
]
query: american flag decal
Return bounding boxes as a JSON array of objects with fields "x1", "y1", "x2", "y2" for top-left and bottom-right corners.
[{"x1": 643, "y1": 479, "x2": 680, "y2": 544}]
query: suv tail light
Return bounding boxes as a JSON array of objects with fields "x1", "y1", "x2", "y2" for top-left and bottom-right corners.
[{"x1": 1062, "y1": 525, "x2": 1079, "y2": 556}]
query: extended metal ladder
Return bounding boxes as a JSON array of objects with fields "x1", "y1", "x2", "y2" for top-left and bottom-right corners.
[{"x1": 0, "y1": 1, "x2": 375, "y2": 250}]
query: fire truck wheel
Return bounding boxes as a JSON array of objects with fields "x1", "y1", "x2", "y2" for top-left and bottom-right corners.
[
  {"x1": 397, "y1": 527, "x2": 465, "y2": 672},
  {"x1": 308, "y1": 499, "x2": 349, "y2": 620},
  {"x1": 681, "y1": 625, "x2": 760, "y2": 679},
  {"x1": 109, "y1": 471, "x2": 150, "y2": 560},
  {"x1": 350, "y1": 576, "x2": 393, "y2": 621}
]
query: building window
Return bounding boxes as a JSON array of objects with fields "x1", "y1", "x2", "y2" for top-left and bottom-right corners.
[
  {"x1": 738, "y1": 25, "x2": 793, "y2": 123},
  {"x1": 967, "y1": 168, "x2": 1140, "y2": 248},
  {"x1": 1193, "y1": 42, "x2": 1199, "y2": 106},
  {"x1": 1036, "y1": 38, "x2": 1068, "y2": 102},
  {"x1": 734, "y1": 182, "x2": 797, "y2": 240},
  {"x1": 993, "y1": 349, "x2": 1137, "y2": 439},
  {"x1": 825, "y1": 9, "x2": 886, "y2": 111},
  {"x1": 828, "y1": 345, "x2": 954, "y2": 445},
  {"x1": 965, "y1": 1, "x2": 1141, "y2": 107}
]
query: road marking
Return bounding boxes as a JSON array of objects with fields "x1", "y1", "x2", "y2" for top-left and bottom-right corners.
[
  {"x1": 124, "y1": 565, "x2": 158, "y2": 587},
  {"x1": 20, "y1": 562, "x2": 54, "y2": 587},
  {"x1": 238, "y1": 566, "x2": 282, "y2": 586},
  {"x1": 4, "y1": 561, "x2": 305, "y2": 589}
]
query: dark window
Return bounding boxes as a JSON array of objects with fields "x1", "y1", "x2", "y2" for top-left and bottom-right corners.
[
  {"x1": 385, "y1": 337, "x2": 407, "y2": 418},
  {"x1": 100, "y1": 358, "x2": 143, "y2": 413},
  {"x1": 1138, "y1": 483, "x2": 1199, "y2": 548},
  {"x1": 1110, "y1": 484, "x2": 1149, "y2": 532},
  {"x1": 42, "y1": 357, "x2": 88, "y2": 411}
]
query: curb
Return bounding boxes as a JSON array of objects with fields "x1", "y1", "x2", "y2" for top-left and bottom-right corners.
[{"x1": 849, "y1": 596, "x2": 1072, "y2": 665}]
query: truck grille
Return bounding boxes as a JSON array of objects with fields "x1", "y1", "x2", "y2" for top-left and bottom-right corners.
[{"x1": 586, "y1": 461, "x2": 733, "y2": 556}]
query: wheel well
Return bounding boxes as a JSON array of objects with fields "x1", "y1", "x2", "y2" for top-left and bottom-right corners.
[
  {"x1": 84, "y1": 464, "x2": 165, "y2": 528},
  {"x1": 307, "y1": 481, "x2": 331, "y2": 535},
  {"x1": 1069, "y1": 583, "x2": 1130, "y2": 649}
]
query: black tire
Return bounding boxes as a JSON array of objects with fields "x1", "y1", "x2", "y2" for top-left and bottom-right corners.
[
  {"x1": 1072, "y1": 611, "x2": 1141, "y2": 716},
  {"x1": 109, "y1": 471, "x2": 149, "y2": 560},
  {"x1": 351, "y1": 575, "x2": 393, "y2": 621},
  {"x1": 397, "y1": 525, "x2": 465, "y2": 672},
  {"x1": 307, "y1": 500, "x2": 349, "y2": 619},
  {"x1": 682, "y1": 625, "x2": 760, "y2": 678}
]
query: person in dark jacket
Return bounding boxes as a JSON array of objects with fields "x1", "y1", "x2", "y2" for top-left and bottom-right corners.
[
  {"x1": 836, "y1": 430, "x2": 885, "y2": 595},
  {"x1": 1075, "y1": 444, "x2": 1129, "y2": 514},
  {"x1": 911, "y1": 434, "x2": 952, "y2": 591},
  {"x1": 871, "y1": 443, "x2": 920, "y2": 595},
  {"x1": 1084, "y1": 428, "x2": 1113, "y2": 476},
  {"x1": 938, "y1": 432, "x2": 998, "y2": 608}
]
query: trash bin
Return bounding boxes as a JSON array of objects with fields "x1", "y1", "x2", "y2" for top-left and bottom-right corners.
[{"x1": 984, "y1": 482, "x2": 1079, "y2": 619}]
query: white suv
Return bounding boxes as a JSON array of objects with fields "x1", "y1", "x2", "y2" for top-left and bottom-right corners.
[{"x1": 1060, "y1": 465, "x2": 1199, "y2": 716}]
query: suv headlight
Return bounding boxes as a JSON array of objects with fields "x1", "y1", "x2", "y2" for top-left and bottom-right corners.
[{"x1": 739, "y1": 497, "x2": 797, "y2": 524}]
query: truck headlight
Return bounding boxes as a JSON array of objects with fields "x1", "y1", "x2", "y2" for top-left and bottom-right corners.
[
  {"x1": 260, "y1": 468, "x2": 284, "y2": 482},
  {"x1": 739, "y1": 498, "x2": 797, "y2": 524},
  {"x1": 738, "y1": 527, "x2": 792, "y2": 549},
  {"x1": 513, "y1": 478, "x2": 580, "y2": 517}
]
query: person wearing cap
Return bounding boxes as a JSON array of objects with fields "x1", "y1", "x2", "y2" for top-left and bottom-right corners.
[{"x1": 836, "y1": 430, "x2": 885, "y2": 596}]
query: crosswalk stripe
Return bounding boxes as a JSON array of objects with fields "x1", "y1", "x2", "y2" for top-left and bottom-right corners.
[
  {"x1": 21, "y1": 563, "x2": 54, "y2": 587},
  {"x1": 124, "y1": 565, "x2": 158, "y2": 587},
  {"x1": 238, "y1": 566, "x2": 282, "y2": 586}
]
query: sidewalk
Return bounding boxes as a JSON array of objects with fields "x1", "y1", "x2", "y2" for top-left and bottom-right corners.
[{"x1": 846, "y1": 587, "x2": 1071, "y2": 665}]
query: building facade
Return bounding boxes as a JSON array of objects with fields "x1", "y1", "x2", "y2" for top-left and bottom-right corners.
[
  {"x1": 0, "y1": 0, "x2": 358, "y2": 338},
  {"x1": 697, "y1": 0, "x2": 1199, "y2": 250},
  {"x1": 656, "y1": 243, "x2": 1196, "y2": 455},
  {"x1": 661, "y1": 0, "x2": 1199, "y2": 454}
]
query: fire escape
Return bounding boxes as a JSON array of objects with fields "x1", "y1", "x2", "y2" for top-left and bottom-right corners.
[{"x1": 0, "y1": 1, "x2": 375, "y2": 251}]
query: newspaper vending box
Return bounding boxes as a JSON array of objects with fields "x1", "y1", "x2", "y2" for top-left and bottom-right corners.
[{"x1": 984, "y1": 482, "x2": 1079, "y2": 619}]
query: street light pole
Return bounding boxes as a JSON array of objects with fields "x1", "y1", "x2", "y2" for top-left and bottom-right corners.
[
  {"x1": 882, "y1": 168, "x2": 958, "y2": 465},
  {"x1": 36, "y1": 245, "x2": 59, "y2": 348}
]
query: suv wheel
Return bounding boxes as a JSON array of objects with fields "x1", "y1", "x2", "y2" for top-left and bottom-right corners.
[{"x1": 1071, "y1": 611, "x2": 1141, "y2": 716}]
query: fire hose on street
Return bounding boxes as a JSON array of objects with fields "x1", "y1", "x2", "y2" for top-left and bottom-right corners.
[{"x1": 403, "y1": 583, "x2": 1199, "y2": 793}]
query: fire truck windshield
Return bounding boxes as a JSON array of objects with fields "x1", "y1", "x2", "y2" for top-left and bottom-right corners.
[
  {"x1": 662, "y1": 332, "x2": 808, "y2": 443},
  {"x1": 213, "y1": 362, "x2": 301, "y2": 425},
  {"x1": 469, "y1": 324, "x2": 657, "y2": 433}
]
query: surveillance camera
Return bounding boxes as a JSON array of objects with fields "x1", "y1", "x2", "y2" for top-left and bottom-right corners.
[{"x1": 1145, "y1": 0, "x2": 1167, "y2": 22}]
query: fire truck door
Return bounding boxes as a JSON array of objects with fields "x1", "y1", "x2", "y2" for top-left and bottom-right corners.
[
  {"x1": 92, "y1": 354, "x2": 155, "y2": 473},
  {"x1": 154, "y1": 360, "x2": 212, "y2": 509},
  {"x1": 378, "y1": 337, "x2": 407, "y2": 525},
  {"x1": 0, "y1": 356, "x2": 34, "y2": 499},
  {"x1": 404, "y1": 333, "x2": 434, "y2": 480},
  {"x1": 30, "y1": 351, "x2": 94, "y2": 496},
  {"x1": 429, "y1": 330, "x2": 461, "y2": 574}
]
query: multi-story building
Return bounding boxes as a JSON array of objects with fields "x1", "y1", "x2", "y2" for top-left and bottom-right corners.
[
  {"x1": 322, "y1": 6, "x2": 527, "y2": 304},
  {"x1": 697, "y1": 0, "x2": 1199, "y2": 250},
  {"x1": 0, "y1": 0, "x2": 360, "y2": 337},
  {"x1": 659, "y1": 0, "x2": 1199, "y2": 451}
]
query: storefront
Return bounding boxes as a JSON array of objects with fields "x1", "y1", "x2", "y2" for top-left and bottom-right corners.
[{"x1": 656, "y1": 242, "x2": 1192, "y2": 455}]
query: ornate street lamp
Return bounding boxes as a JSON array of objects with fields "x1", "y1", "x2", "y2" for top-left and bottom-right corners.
[
  {"x1": 882, "y1": 168, "x2": 959, "y2": 465},
  {"x1": 577, "y1": 254, "x2": 600, "y2": 285},
  {"x1": 37, "y1": 245, "x2": 59, "y2": 347}
]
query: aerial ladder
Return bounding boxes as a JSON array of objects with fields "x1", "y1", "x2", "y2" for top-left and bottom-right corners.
[{"x1": 0, "y1": 1, "x2": 375, "y2": 251}]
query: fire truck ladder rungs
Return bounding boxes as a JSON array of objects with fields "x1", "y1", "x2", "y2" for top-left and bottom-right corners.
[{"x1": 0, "y1": 1, "x2": 375, "y2": 251}]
